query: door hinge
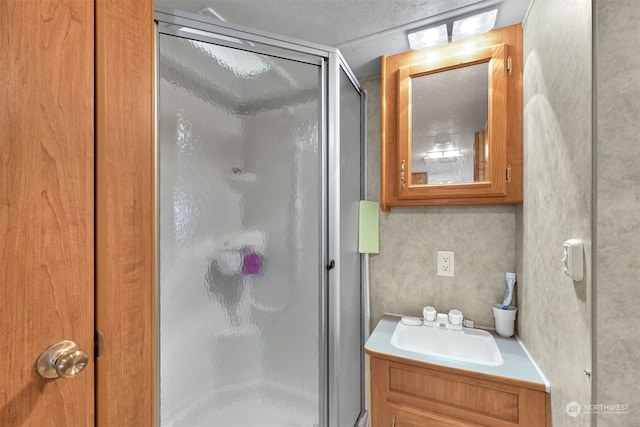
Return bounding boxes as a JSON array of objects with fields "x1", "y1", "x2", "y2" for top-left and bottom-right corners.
[
  {"x1": 506, "y1": 164, "x2": 512, "y2": 184},
  {"x1": 507, "y1": 56, "x2": 512, "y2": 76},
  {"x1": 95, "y1": 330, "x2": 105, "y2": 358}
]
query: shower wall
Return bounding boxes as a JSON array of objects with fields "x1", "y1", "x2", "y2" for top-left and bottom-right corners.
[{"x1": 240, "y1": 101, "x2": 321, "y2": 402}]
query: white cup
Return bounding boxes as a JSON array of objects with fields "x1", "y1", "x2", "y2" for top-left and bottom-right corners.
[{"x1": 492, "y1": 304, "x2": 518, "y2": 337}]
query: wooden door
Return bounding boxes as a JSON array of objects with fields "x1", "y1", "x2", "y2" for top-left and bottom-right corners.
[
  {"x1": 0, "y1": 1, "x2": 95, "y2": 425},
  {"x1": 1, "y1": 0, "x2": 155, "y2": 425}
]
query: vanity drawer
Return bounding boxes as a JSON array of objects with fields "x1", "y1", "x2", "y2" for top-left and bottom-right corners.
[
  {"x1": 371, "y1": 357, "x2": 548, "y2": 427},
  {"x1": 384, "y1": 403, "x2": 483, "y2": 427}
]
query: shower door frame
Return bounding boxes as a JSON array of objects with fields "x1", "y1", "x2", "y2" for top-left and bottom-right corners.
[
  {"x1": 154, "y1": 8, "x2": 368, "y2": 427},
  {"x1": 327, "y1": 50, "x2": 369, "y2": 427}
]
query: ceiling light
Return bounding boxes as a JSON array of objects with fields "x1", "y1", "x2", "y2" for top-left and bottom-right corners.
[
  {"x1": 451, "y1": 9, "x2": 498, "y2": 42},
  {"x1": 408, "y1": 24, "x2": 448, "y2": 50},
  {"x1": 424, "y1": 149, "x2": 462, "y2": 159},
  {"x1": 442, "y1": 149, "x2": 461, "y2": 158}
]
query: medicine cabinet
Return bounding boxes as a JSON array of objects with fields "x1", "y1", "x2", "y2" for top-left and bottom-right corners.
[{"x1": 380, "y1": 24, "x2": 522, "y2": 210}]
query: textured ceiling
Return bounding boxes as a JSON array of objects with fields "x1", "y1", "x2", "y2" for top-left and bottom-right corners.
[{"x1": 155, "y1": 0, "x2": 531, "y2": 77}]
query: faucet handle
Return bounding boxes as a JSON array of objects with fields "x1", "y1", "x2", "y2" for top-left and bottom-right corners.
[
  {"x1": 423, "y1": 306, "x2": 437, "y2": 322},
  {"x1": 448, "y1": 309, "x2": 463, "y2": 326}
]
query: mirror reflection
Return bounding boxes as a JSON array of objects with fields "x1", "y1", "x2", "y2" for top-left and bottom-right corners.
[{"x1": 410, "y1": 62, "x2": 489, "y2": 185}]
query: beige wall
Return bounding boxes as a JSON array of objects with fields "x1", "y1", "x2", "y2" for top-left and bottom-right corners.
[
  {"x1": 595, "y1": 1, "x2": 640, "y2": 425},
  {"x1": 363, "y1": 1, "x2": 640, "y2": 425},
  {"x1": 362, "y1": 76, "x2": 517, "y2": 330},
  {"x1": 363, "y1": 1, "x2": 594, "y2": 425},
  {"x1": 517, "y1": 0, "x2": 592, "y2": 425}
]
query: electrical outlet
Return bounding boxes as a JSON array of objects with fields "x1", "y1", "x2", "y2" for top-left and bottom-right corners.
[{"x1": 437, "y1": 251, "x2": 454, "y2": 277}]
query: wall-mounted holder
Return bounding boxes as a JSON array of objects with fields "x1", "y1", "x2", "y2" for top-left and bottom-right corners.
[
  {"x1": 562, "y1": 239, "x2": 584, "y2": 281},
  {"x1": 359, "y1": 201, "x2": 380, "y2": 254}
]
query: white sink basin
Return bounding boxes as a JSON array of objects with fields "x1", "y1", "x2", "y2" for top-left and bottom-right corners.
[{"x1": 390, "y1": 322, "x2": 504, "y2": 366}]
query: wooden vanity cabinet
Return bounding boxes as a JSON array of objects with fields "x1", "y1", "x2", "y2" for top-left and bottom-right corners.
[
  {"x1": 370, "y1": 355, "x2": 549, "y2": 427},
  {"x1": 380, "y1": 24, "x2": 523, "y2": 210}
]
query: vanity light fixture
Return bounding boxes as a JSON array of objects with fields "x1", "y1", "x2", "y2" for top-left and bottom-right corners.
[
  {"x1": 408, "y1": 24, "x2": 448, "y2": 50},
  {"x1": 451, "y1": 9, "x2": 498, "y2": 42},
  {"x1": 408, "y1": 9, "x2": 498, "y2": 50},
  {"x1": 442, "y1": 149, "x2": 461, "y2": 158}
]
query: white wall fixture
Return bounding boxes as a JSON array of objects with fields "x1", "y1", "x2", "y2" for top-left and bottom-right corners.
[
  {"x1": 562, "y1": 239, "x2": 584, "y2": 281},
  {"x1": 451, "y1": 9, "x2": 498, "y2": 42},
  {"x1": 407, "y1": 24, "x2": 448, "y2": 50},
  {"x1": 437, "y1": 251, "x2": 454, "y2": 277},
  {"x1": 407, "y1": 9, "x2": 499, "y2": 51}
]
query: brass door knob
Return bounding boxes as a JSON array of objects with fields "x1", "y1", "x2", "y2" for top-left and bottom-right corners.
[{"x1": 36, "y1": 340, "x2": 89, "y2": 379}]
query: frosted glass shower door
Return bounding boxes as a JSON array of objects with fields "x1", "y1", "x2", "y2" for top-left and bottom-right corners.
[
  {"x1": 158, "y1": 32, "x2": 323, "y2": 426},
  {"x1": 336, "y1": 67, "x2": 364, "y2": 427}
]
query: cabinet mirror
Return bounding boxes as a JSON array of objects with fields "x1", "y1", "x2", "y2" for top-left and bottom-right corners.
[
  {"x1": 410, "y1": 61, "x2": 489, "y2": 185},
  {"x1": 380, "y1": 24, "x2": 522, "y2": 210},
  {"x1": 397, "y1": 43, "x2": 507, "y2": 198}
]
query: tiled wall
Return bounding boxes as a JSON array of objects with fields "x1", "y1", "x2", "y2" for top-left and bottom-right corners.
[
  {"x1": 362, "y1": 76, "x2": 517, "y2": 330},
  {"x1": 595, "y1": 0, "x2": 640, "y2": 424},
  {"x1": 518, "y1": 0, "x2": 593, "y2": 425}
]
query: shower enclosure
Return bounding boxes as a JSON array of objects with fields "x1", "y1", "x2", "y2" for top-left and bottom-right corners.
[{"x1": 155, "y1": 9, "x2": 367, "y2": 427}]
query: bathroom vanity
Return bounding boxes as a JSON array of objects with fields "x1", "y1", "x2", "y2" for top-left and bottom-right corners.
[{"x1": 366, "y1": 315, "x2": 550, "y2": 426}]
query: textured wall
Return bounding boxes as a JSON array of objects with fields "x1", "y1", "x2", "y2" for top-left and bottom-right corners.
[
  {"x1": 595, "y1": 1, "x2": 640, "y2": 425},
  {"x1": 362, "y1": 76, "x2": 517, "y2": 330},
  {"x1": 518, "y1": 0, "x2": 592, "y2": 425}
]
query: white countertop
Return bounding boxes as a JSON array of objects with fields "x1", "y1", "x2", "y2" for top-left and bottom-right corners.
[{"x1": 365, "y1": 314, "x2": 550, "y2": 392}]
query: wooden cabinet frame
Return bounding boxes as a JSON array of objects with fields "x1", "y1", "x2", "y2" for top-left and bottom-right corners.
[{"x1": 381, "y1": 24, "x2": 523, "y2": 210}]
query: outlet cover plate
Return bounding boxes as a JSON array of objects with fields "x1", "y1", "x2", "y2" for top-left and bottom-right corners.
[{"x1": 437, "y1": 251, "x2": 454, "y2": 277}]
